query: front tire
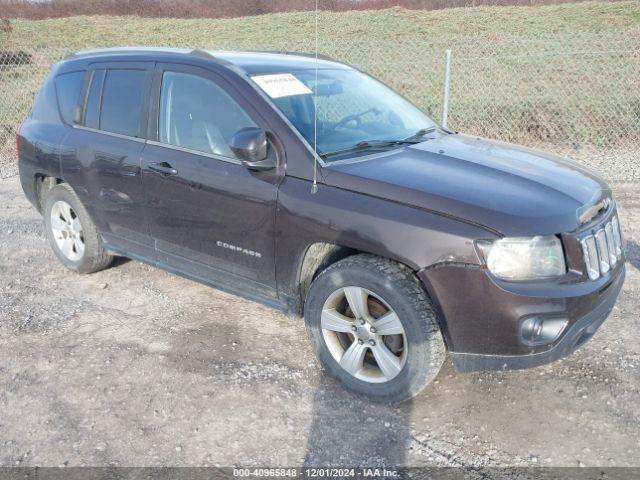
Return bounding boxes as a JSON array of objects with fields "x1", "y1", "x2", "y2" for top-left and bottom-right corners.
[
  {"x1": 43, "y1": 183, "x2": 113, "y2": 274},
  {"x1": 304, "y1": 254, "x2": 445, "y2": 403}
]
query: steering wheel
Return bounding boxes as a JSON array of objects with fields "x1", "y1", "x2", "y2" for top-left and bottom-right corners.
[
  {"x1": 331, "y1": 107, "x2": 381, "y2": 132},
  {"x1": 333, "y1": 114, "x2": 363, "y2": 131}
]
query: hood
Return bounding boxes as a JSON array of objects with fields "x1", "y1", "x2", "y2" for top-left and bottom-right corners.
[{"x1": 324, "y1": 133, "x2": 610, "y2": 236}]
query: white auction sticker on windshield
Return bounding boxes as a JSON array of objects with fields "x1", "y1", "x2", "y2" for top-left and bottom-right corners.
[{"x1": 252, "y1": 73, "x2": 312, "y2": 99}]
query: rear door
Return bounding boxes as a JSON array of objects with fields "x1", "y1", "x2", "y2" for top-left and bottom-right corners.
[
  {"x1": 140, "y1": 63, "x2": 282, "y2": 297},
  {"x1": 61, "y1": 62, "x2": 154, "y2": 259}
]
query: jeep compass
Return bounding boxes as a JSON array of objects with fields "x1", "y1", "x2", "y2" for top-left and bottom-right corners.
[{"x1": 18, "y1": 48, "x2": 625, "y2": 402}]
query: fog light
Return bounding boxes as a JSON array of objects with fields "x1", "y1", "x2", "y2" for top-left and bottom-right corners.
[{"x1": 520, "y1": 316, "x2": 568, "y2": 346}]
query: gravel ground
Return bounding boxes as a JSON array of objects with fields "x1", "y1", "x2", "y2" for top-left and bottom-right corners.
[
  {"x1": 0, "y1": 174, "x2": 639, "y2": 469},
  {"x1": 0, "y1": 158, "x2": 18, "y2": 180}
]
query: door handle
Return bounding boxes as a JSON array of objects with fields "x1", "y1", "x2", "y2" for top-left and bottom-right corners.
[{"x1": 148, "y1": 162, "x2": 178, "y2": 176}]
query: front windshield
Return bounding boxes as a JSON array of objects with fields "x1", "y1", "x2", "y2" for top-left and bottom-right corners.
[{"x1": 251, "y1": 69, "x2": 438, "y2": 162}]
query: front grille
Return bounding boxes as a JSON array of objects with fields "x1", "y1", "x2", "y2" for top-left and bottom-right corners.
[{"x1": 580, "y1": 215, "x2": 622, "y2": 280}]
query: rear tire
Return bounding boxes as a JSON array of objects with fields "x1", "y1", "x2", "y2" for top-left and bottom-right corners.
[
  {"x1": 304, "y1": 254, "x2": 445, "y2": 403},
  {"x1": 43, "y1": 183, "x2": 113, "y2": 274}
]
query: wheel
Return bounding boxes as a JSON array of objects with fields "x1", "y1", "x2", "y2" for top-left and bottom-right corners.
[
  {"x1": 43, "y1": 183, "x2": 113, "y2": 274},
  {"x1": 304, "y1": 254, "x2": 446, "y2": 403}
]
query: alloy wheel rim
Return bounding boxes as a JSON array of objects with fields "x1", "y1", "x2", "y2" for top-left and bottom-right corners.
[
  {"x1": 321, "y1": 286, "x2": 407, "y2": 383},
  {"x1": 50, "y1": 200, "x2": 85, "y2": 262}
]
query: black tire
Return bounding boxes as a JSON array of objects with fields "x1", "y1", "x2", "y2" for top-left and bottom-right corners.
[
  {"x1": 43, "y1": 183, "x2": 113, "y2": 274},
  {"x1": 304, "y1": 254, "x2": 446, "y2": 403}
]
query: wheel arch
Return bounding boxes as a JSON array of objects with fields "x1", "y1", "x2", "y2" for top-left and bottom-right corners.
[
  {"x1": 294, "y1": 242, "x2": 359, "y2": 316},
  {"x1": 294, "y1": 244, "x2": 418, "y2": 309},
  {"x1": 294, "y1": 243, "x2": 455, "y2": 350},
  {"x1": 33, "y1": 174, "x2": 64, "y2": 212}
]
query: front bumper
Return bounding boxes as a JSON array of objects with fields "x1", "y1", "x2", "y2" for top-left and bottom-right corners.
[{"x1": 418, "y1": 260, "x2": 625, "y2": 373}]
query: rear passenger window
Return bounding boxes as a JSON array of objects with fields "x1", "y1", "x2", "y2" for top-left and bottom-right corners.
[
  {"x1": 99, "y1": 69, "x2": 146, "y2": 137},
  {"x1": 84, "y1": 70, "x2": 104, "y2": 129},
  {"x1": 54, "y1": 71, "x2": 85, "y2": 125}
]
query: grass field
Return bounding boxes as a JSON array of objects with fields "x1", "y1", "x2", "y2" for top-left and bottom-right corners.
[
  {"x1": 4, "y1": 2, "x2": 639, "y2": 49},
  {"x1": 1, "y1": 1, "x2": 639, "y2": 158}
]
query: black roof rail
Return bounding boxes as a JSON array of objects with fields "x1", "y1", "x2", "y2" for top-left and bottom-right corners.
[
  {"x1": 61, "y1": 47, "x2": 350, "y2": 70},
  {"x1": 65, "y1": 46, "x2": 197, "y2": 60}
]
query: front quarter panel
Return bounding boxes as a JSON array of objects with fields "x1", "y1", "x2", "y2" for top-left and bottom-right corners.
[{"x1": 276, "y1": 176, "x2": 496, "y2": 300}]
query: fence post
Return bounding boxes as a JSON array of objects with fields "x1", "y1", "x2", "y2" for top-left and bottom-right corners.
[{"x1": 442, "y1": 49, "x2": 452, "y2": 128}]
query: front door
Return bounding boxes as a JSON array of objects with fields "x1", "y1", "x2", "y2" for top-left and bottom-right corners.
[{"x1": 141, "y1": 63, "x2": 281, "y2": 297}]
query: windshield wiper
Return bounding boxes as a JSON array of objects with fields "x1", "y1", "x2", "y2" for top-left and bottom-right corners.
[
  {"x1": 320, "y1": 139, "x2": 418, "y2": 160},
  {"x1": 402, "y1": 126, "x2": 439, "y2": 142}
]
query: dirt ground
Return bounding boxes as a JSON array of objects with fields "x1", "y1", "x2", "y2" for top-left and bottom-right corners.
[{"x1": 0, "y1": 175, "x2": 639, "y2": 469}]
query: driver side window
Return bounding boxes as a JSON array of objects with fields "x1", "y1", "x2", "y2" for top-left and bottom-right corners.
[{"x1": 158, "y1": 71, "x2": 257, "y2": 159}]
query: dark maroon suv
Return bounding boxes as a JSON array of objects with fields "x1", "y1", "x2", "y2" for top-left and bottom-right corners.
[{"x1": 18, "y1": 48, "x2": 625, "y2": 402}]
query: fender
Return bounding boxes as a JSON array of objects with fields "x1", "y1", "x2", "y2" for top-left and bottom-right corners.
[{"x1": 275, "y1": 176, "x2": 498, "y2": 303}]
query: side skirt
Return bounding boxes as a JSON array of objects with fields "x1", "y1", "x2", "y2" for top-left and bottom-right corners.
[{"x1": 103, "y1": 238, "x2": 293, "y2": 316}]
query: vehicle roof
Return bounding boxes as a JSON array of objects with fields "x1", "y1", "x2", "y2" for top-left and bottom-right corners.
[{"x1": 66, "y1": 47, "x2": 352, "y2": 75}]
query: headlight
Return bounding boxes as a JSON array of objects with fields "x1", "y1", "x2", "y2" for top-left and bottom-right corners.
[{"x1": 477, "y1": 236, "x2": 566, "y2": 281}]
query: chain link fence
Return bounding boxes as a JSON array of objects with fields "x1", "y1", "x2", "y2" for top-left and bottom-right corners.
[{"x1": 1, "y1": 32, "x2": 639, "y2": 178}]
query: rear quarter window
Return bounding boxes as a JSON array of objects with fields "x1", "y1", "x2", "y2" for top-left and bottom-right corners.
[
  {"x1": 54, "y1": 71, "x2": 85, "y2": 125},
  {"x1": 31, "y1": 76, "x2": 61, "y2": 123}
]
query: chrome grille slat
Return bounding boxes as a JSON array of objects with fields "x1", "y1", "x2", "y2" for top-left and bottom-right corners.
[
  {"x1": 595, "y1": 230, "x2": 610, "y2": 275},
  {"x1": 611, "y1": 216, "x2": 622, "y2": 257},
  {"x1": 580, "y1": 214, "x2": 622, "y2": 280},
  {"x1": 604, "y1": 223, "x2": 617, "y2": 267},
  {"x1": 581, "y1": 235, "x2": 599, "y2": 281}
]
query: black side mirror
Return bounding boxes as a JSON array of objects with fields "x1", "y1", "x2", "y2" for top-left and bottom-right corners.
[{"x1": 229, "y1": 127, "x2": 274, "y2": 171}]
